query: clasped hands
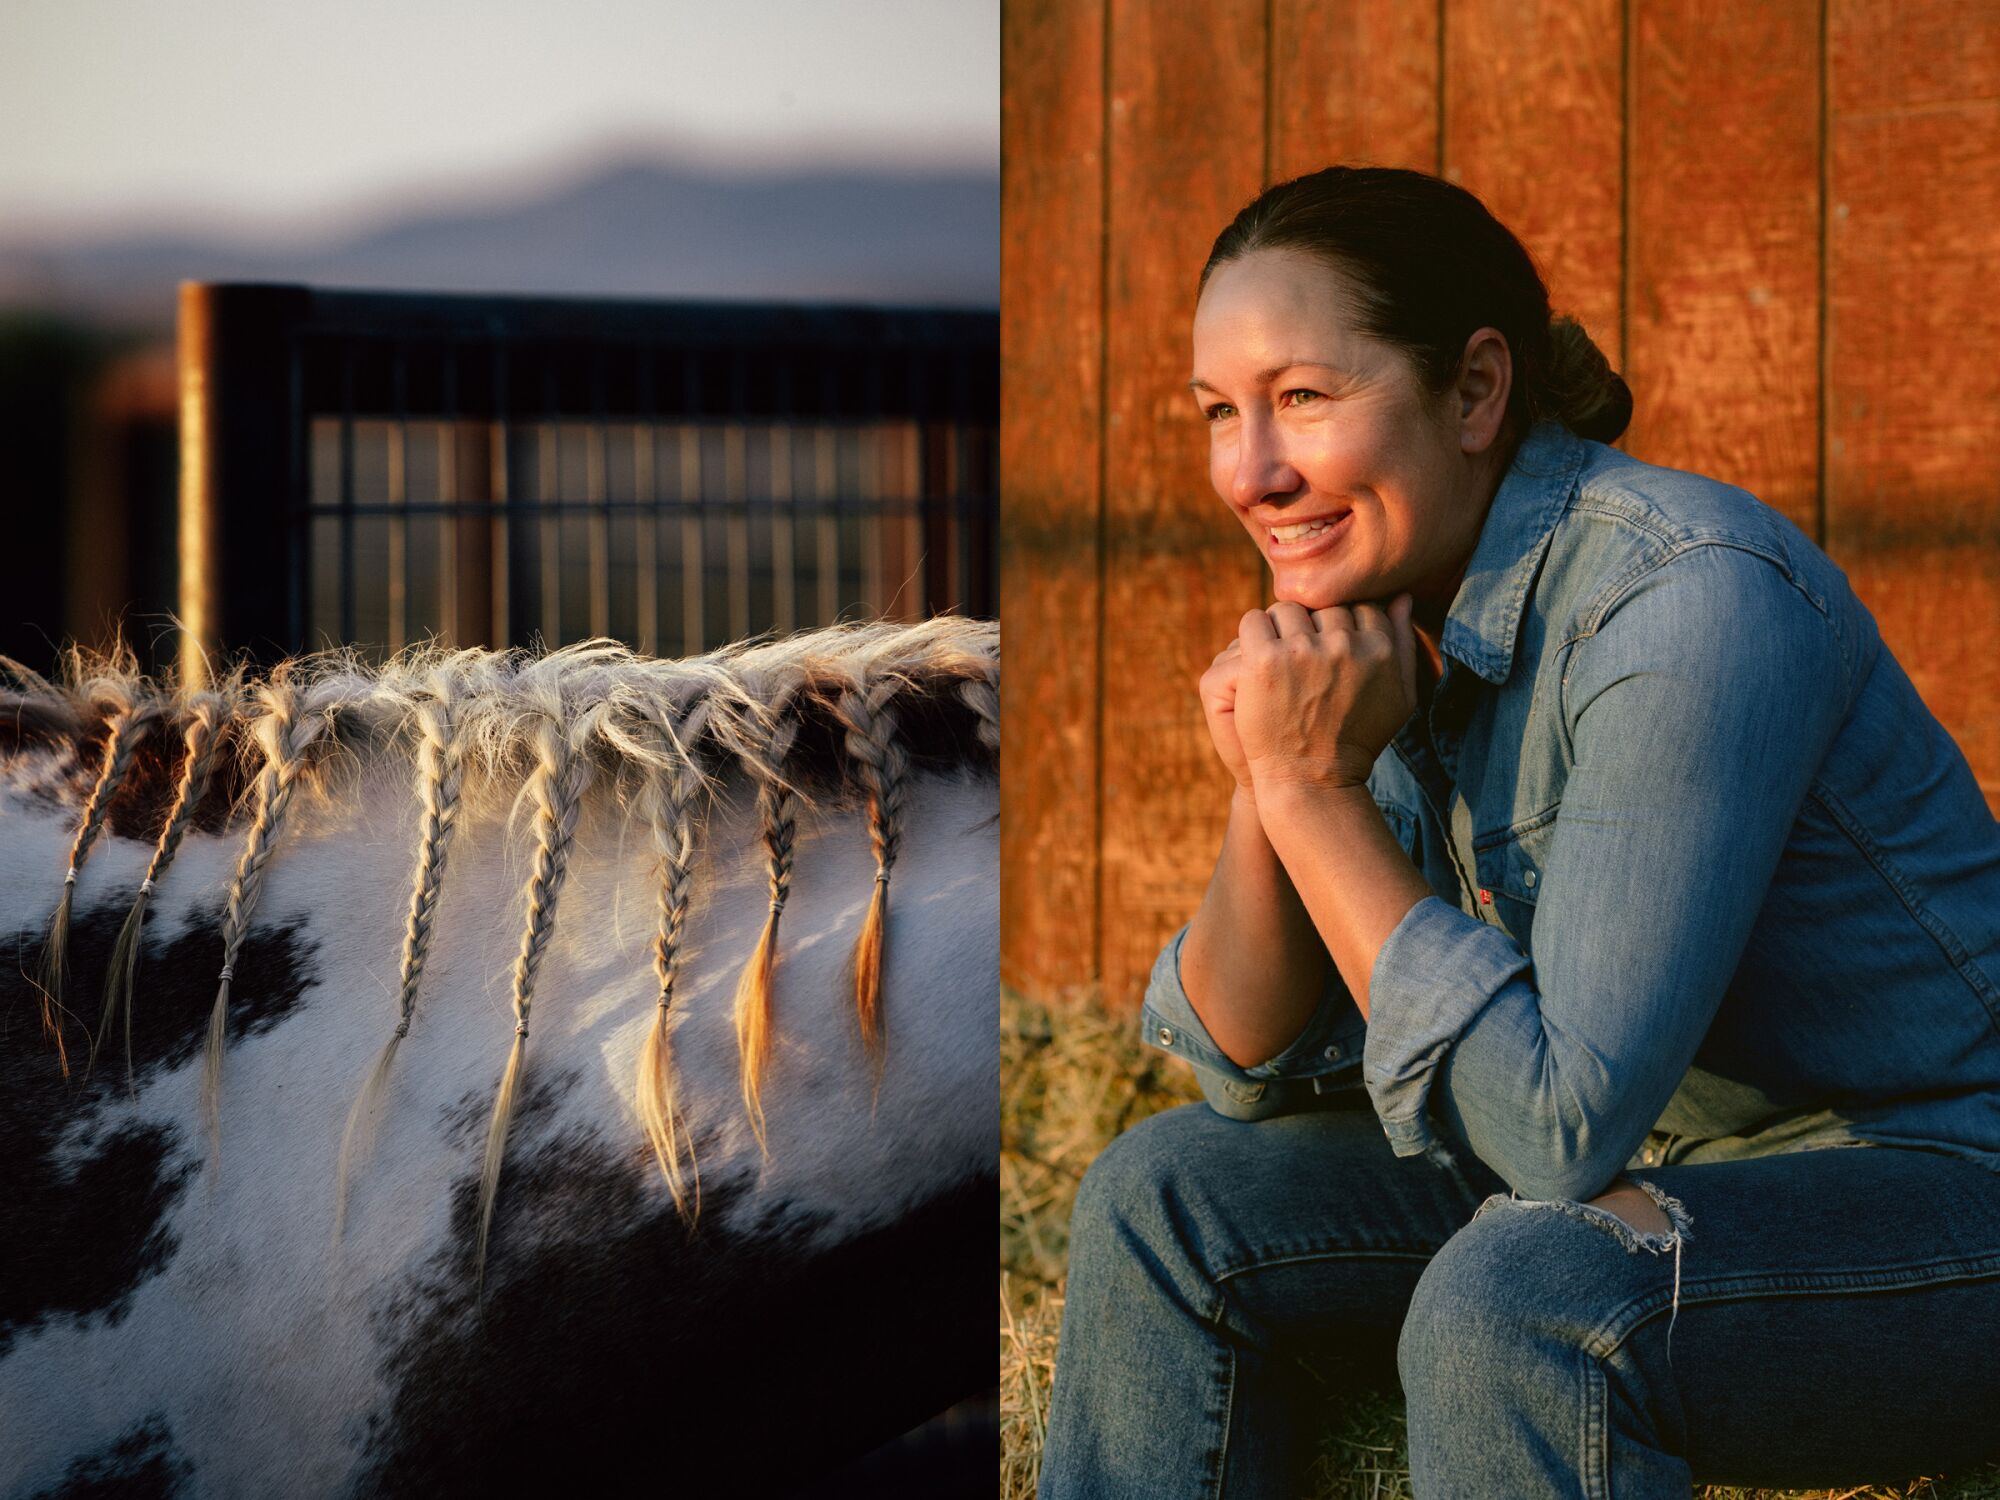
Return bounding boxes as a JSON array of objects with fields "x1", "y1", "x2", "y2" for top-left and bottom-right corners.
[{"x1": 1200, "y1": 594, "x2": 1422, "y2": 799}]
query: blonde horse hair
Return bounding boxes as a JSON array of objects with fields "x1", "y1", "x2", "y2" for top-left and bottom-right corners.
[
  {"x1": 202, "y1": 672, "x2": 335, "y2": 1148},
  {"x1": 731, "y1": 680, "x2": 803, "y2": 1156},
  {"x1": 475, "y1": 685, "x2": 598, "y2": 1290},
  {"x1": 630, "y1": 696, "x2": 714, "y2": 1218},
  {"x1": 831, "y1": 672, "x2": 909, "y2": 1069},
  {"x1": 958, "y1": 663, "x2": 1000, "y2": 754},
  {"x1": 4, "y1": 620, "x2": 996, "y2": 1288},
  {"x1": 96, "y1": 689, "x2": 232, "y2": 1086},
  {"x1": 40, "y1": 692, "x2": 154, "y2": 1077},
  {"x1": 334, "y1": 655, "x2": 487, "y2": 1237}
]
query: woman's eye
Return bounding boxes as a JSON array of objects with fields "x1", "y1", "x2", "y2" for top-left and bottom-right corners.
[
  {"x1": 1201, "y1": 402, "x2": 1236, "y2": 422},
  {"x1": 1283, "y1": 388, "x2": 1324, "y2": 408}
]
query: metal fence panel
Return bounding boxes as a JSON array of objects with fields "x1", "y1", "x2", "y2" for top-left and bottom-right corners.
[{"x1": 178, "y1": 284, "x2": 998, "y2": 666}]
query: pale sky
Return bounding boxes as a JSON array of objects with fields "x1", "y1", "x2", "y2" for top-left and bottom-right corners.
[{"x1": 0, "y1": 0, "x2": 998, "y2": 237}]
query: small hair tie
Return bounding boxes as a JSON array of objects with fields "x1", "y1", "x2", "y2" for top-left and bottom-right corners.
[
  {"x1": 139, "y1": 877, "x2": 156, "y2": 895},
  {"x1": 514, "y1": 1019, "x2": 530, "y2": 1038},
  {"x1": 392, "y1": 1019, "x2": 411, "y2": 1040},
  {"x1": 875, "y1": 870, "x2": 891, "y2": 884},
  {"x1": 64, "y1": 870, "x2": 77, "y2": 886},
  {"x1": 769, "y1": 896, "x2": 788, "y2": 915},
  {"x1": 216, "y1": 964, "x2": 234, "y2": 982}
]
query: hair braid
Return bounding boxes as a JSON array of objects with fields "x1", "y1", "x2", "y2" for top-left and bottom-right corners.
[
  {"x1": 834, "y1": 676, "x2": 908, "y2": 1065},
  {"x1": 96, "y1": 694, "x2": 226, "y2": 1085},
  {"x1": 731, "y1": 696, "x2": 801, "y2": 1154},
  {"x1": 634, "y1": 695, "x2": 714, "y2": 1218},
  {"x1": 39, "y1": 699, "x2": 152, "y2": 1077},
  {"x1": 336, "y1": 684, "x2": 471, "y2": 1237},
  {"x1": 203, "y1": 679, "x2": 326, "y2": 1147},
  {"x1": 958, "y1": 669, "x2": 999, "y2": 754},
  {"x1": 476, "y1": 707, "x2": 592, "y2": 1289}
]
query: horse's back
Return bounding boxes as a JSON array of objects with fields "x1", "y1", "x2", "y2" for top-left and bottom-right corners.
[{"x1": 0, "y1": 634, "x2": 996, "y2": 1497}]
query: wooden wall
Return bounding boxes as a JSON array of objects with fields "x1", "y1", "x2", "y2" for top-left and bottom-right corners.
[{"x1": 1000, "y1": 0, "x2": 2000, "y2": 1009}]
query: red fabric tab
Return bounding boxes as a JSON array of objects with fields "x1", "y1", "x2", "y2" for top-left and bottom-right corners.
[{"x1": 1478, "y1": 888, "x2": 1493, "y2": 905}]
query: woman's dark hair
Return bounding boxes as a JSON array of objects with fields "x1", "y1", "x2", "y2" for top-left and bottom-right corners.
[{"x1": 1201, "y1": 166, "x2": 1632, "y2": 445}]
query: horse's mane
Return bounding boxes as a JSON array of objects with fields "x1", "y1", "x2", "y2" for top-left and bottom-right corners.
[{"x1": 3, "y1": 618, "x2": 998, "y2": 1280}]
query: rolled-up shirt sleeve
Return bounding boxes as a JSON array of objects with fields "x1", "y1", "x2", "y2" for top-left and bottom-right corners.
[
  {"x1": 1361, "y1": 543, "x2": 1852, "y2": 1200},
  {"x1": 1141, "y1": 926, "x2": 1366, "y2": 1121}
]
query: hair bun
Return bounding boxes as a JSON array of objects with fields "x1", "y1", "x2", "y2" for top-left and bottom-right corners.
[{"x1": 1537, "y1": 315, "x2": 1632, "y2": 443}]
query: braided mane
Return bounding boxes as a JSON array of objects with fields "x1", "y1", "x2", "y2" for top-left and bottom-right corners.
[{"x1": 3, "y1": 619, "x2": 998, "y2": 1281}]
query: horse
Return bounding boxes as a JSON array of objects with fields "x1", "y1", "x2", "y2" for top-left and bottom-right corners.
[{"x1": 0, "y1": 618, "x2": 998, "y2": 1498}]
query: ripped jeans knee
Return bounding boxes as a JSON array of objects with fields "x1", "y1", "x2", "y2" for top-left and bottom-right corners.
[{"x1": 1473, "y1": 1176, "x2": 1695, "y2": 1344}]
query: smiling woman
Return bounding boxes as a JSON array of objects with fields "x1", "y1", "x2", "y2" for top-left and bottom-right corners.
[{"x1": 1037, "y1": 165, "x2": 2000, "y2": 1498}]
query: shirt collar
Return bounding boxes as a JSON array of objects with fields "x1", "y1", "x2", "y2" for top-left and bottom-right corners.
[{"x1": 1439, "y1": 421, "x2": 1588, "y2": 685}]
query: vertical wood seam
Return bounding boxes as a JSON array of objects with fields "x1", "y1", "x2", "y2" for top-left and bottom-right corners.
[
  {"x1": 1436, "y1": 0, "x2": 1448, "y2": 175},
  {"x1": 1263, "y1": 0, "x2": 1276, "y2": 186},
  {"x1": 1093, "y1": 0, "x2": 1113, "y2": 998},
  {"x1": 1817, "y1": 0, "x2": 1832, "y2": 548},
  {"x1": 1620, "y1": 0, "x2": 1633, "y2": 378}
]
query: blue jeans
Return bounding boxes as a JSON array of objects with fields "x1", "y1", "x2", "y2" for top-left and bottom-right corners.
[{"x1": 1040, "y1": 1101, "x2": 2000, "y2": 1498}]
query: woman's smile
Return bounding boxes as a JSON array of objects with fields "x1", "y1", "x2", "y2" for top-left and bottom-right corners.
[{"x1": 1260, "y1": 508, "x2": 1353, "y2": 557}]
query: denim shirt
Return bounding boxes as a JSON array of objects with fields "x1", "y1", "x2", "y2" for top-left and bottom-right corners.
[{"x1": 1143, "y1": 421, "x2": 2000, "y2": 1201}]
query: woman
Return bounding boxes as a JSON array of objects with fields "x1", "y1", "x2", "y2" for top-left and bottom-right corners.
[{"x1": 1039, "y1": 166, "x2": 2000, "y2": 1498}]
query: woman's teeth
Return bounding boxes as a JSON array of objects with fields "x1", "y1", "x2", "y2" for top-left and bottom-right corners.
[{"x1": 1270, "y1": 516, "x2": 1341, "y2": 543}]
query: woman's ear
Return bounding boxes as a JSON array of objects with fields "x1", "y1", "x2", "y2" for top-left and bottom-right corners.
[{"x1": 1455, "y1": 327, "x2": 1512, "y2": 456}]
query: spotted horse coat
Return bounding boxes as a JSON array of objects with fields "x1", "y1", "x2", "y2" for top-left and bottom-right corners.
[{"x1": 0, "y1": 619, "x2": 999, "y2": 1498}]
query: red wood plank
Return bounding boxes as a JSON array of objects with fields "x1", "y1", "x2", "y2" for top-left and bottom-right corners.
[
  {"x1": 1827, "y1": 0, "x2": 2000, "y2": 810},
  {"x1": 1269, "y1": 0, "x2": 1440, "y2": 183},
  {"x1": 1624, "y1": 0, "x2": 1821, "y2": 534},
  {"x1": 1831, "y1": 0, "x2": 2000, "y2": 113},
  {"x1": 999, "y1": 0, "x2": 1107, "y2": 1002},
  {"x1": 1444, "y1": 0, "x2": 1626, "y2": 365},
  {"x1": 1098, "y1": 0, "x2": 1269, "y2": 1009}
]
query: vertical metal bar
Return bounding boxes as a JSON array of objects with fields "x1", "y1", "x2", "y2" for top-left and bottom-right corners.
[
  {"x1": 861, "y1": 357, "x2": 883, "y2": 617},
  {"x1": 285, "y1": 333, "x2": 308, "y2": 652},
  {"x1": 539, "y1": 361, "x2": 560, "y2": 647},
  {"x1": 923, "y1": 347, "x2": 961, "y2": 617},
  {"x1": 724, "y1": 350, "x2": 749, "y2": 642},
  {"x1": 680, "y1": 420, "x2": 704, "y2": 653},
  {"x1": 587, "y1": 349, "x2": 610, "y2": 640},
  {"x1": 489, "y1": 341, "x2": 511, "y2": 649},
  {"x1": 815, "y1": 425, "x2": 837, "y2": 624},
  {"x1": 176, "y1": 283, "x2": 311, "y2": 677},
  {"x1": 859, "y1": 422, "x2": 882, "y2": 618},
  {"x1": 771, "y1": 420, "x2": 795, "y2": 635},
  {"x1": 387, "y1": 344, "x2": 408, "y2": 652},
  {"x1": 438, "y1": 345, "x2": 459, "y2": 644},
  {"x1": 680, "y1": 350, "x2": 704, "y2": 653},
  {"x1": 340, "y1": 344, "x2": 357, "y2": 646},
  {"x1": 540, "y1": 421, "x2": 560, "y2": 647},
  {"x1": 901, "y1": 417, "x2": 923, "y2": 621},
  {"x1": 586, "y1": 427, "x2": 609, "y2": 640},
  {"x1": 725, "y1": 423, "x2": 749, "y2": 641},
  {"x1": 947, "y1": 422, "x2": 965, "y2": 612},
  {"x1": 770, "y1": 356, "x2": 795, "y2": 635},
  {"x1": 635, "y1": 352, "x2": 658, "y2": 655}
]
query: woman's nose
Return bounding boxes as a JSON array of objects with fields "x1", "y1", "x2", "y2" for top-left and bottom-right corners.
[{"x1": 1230, "y1": 417, "x2": 1301, "y2": 510}]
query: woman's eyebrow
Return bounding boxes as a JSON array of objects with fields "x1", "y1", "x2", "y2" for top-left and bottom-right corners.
[{"x1": 1187, "y1": 361, "x2": 1347, "y2": 393}]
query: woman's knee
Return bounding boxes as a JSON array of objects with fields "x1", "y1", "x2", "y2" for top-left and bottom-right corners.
[
  {"x1": 1070, "y1": 1103, "x2": 1224, "y2": 1237},
  {"x1": 1398, "y1": 1192, "x2": 1662, "y2": 1388}
]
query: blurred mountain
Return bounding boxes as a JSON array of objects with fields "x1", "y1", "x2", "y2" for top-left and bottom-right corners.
[{"x1": 0, "y1": 156, "x2": 999, "y2": 327}]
